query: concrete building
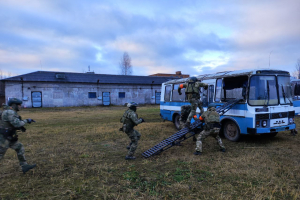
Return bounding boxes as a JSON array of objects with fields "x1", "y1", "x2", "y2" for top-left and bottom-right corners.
[
  {"x1": 1, "y1": 71, "x2": 178, "y2": 108},
  {"x1": 0, "y1": 81, "x2": 5, "y2": 105},
  {"x1": 149, "y1": 71, "x2": 189, "y2": 78}
]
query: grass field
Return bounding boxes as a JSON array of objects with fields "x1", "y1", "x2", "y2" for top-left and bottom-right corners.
[{"x1": 1, "y1": 105, "x2": 300, "y2": 200}]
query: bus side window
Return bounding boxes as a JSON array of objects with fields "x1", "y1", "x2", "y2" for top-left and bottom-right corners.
[
  {"x1": 200, "y1": 87, "x2": 208, "y2": 107},
  {"x1": 172, "y1": 84, "x2": 185, "y2": 102},
  {"x1": 164, "y1": 85, "x2": 172, "y2": 102},
  {"x1": 215, "y1": 79, "x2": 222, "y2": 102},
  {"x1": 209, "y1": 85, "x2": 214, "y2": 103}
]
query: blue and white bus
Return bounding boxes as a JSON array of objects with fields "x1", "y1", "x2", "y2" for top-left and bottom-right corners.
[
  {"x1": 160, "y1": 69, "x2": 296, "y2": 141},
  {"x1": 291, "y1": 79, "x2": 300, "y2": 115}
]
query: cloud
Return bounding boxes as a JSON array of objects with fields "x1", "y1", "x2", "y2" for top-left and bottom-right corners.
[{"x1": 0, "y1": 0, "x2": 299, "y2": 77}]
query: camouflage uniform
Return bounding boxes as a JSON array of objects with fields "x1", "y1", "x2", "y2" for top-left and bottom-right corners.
[
  {"x1": 179, "y1": 105, "x2": 191, "y2": 129},
  {"x1": 195, "y1": 107, "x2": 225, "y2": 153},
  {"x1": 120, "y1": 105, "x2": 143, "y2": 158},
  {"x1": 0, "y1": 98, "x2": 36, "y2": 173},
  {"x1": 0, "y1": 107, "x2": 29, "y2": 166},
  {"x1": 178, "y1": 78, "x2": 208, "y2": 124}
]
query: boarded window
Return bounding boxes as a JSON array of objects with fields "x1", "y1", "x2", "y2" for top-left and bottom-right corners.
[
  {"x1": 119, "y1": 92, "x2": 125, "y2": 98},
  {"x1": 88, "y1": 92, "x2": 96, "y2": 98}
]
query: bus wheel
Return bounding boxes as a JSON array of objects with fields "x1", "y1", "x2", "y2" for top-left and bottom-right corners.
[
  {"x1": 223, "y1": 121, "x2": 240, "y2": 142},
  {"x1": 174, "y1": 114, "x2": 181, "y2": 130}
]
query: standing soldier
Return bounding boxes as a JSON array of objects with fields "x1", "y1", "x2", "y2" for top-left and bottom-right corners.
[
  {"x1": 194, "y1": 104, "x2": 225, "y2": 155},
  {"x1": 120, "y1": 102, "x2": 144, "y2": 160},
  {"x1": 0, "y1": 98, "x2": 36, "y2": 173},
  {"x1": 178, "y1": 76, "x2": 208, "y2": 128}
]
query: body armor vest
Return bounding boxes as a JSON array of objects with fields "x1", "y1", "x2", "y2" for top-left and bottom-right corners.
[
  {"x1": 204, "y1": 108, "x2": 220, "y2": 124},
  {"x1": 120, "y1": 109, "x2": 137, "y2": 133},
  {"x1": 185, "y1": 82, "x2": 199, "y2": 94}
]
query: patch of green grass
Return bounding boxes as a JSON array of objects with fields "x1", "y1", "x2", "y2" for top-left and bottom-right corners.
[{"x1": 1, "y1": 105, "x2": 300, "y2": 199}]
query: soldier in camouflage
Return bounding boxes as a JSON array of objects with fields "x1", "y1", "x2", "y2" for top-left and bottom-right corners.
[
  {"x1": 120, "y1": 102, "x2": 144, "y2": 160},
  {"x1": 0, "y1": 98, "x2": 36, "y2": 173},
  {"x1": 179, "y1": 105, "x2": 191, "y2": 129},
  {"x1": 194, "y1": 104, "x2": 225, "y2": 155},
  {"x1": 178, "y1": 76, "x2": 208, "y2": 128}
]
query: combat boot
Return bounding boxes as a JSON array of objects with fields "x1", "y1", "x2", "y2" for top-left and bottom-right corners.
[
  {"x1": 125, "y1": 155, "x2": 136, "y2": 160},
  {"x1": 22, "y1": 164, "x2": 36, "y2": 174},
  {"x1": 193, "y1": 151, "x2": 201, "y2": 155},
  {"x1": 220, "y1": 148, "x2": 226, "y2": 152}
]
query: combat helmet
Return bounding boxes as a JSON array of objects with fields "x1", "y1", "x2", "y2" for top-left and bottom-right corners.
[
  {"x1": 8, "y1": 98, "x2": 22, "y2": 106},
  {"x1": 188, "y1": 76, "x2": 198, "y2": 82},
  {"x1": 208, "y1": 103, "x2": 217, "y2": 110},
  {"x1": 127, "y1": 102, "x2": 138, "y2": 108}
]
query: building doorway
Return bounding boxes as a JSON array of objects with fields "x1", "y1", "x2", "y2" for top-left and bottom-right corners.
[
  {"x1": 32, "y1": 92, "x2": 42, "y2": 107},
  {"x1": 102, "y1": 92, "x2": 110, "y2": 105}
]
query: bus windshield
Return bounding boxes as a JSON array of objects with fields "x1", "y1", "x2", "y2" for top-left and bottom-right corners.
[
  {"x1": 249, "y1": 75, "x2": 278, "y2": 106},
  {"x1": 278, "y1": 76, "x2": 293, "y2": 104}
]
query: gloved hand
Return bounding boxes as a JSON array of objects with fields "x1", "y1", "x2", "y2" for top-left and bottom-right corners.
[
  {"x1": 178, "y1": 91, "x2": 182, "y2": 95},
  {"x1": 199, "y1": 116, "x2": 204, "y2": 121},
  {"x1": 140, "y1": 118, "x2": 145, "y2": 123},
  {"x1": 26, "y1": 119, "x2": 36, "y2": 124},
  {"x1": 204, "y1": 85, "x2": 208, "y2": 90}
]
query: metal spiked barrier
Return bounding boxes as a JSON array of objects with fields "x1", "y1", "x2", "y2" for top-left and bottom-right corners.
[{"x1": 142, "y1": 98, "x2": 243, "y2": 158}]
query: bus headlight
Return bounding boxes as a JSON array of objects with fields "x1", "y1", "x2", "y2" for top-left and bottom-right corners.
[
  {"x1": 289, "y1": 118, "x2": 294, "y2": 124},
  {"x1": 262, "y1": 120, "x2": 267, "y2": 127}
]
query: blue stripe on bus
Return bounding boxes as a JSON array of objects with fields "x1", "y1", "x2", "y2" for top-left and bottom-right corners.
[
  {"x1": 160, "y1": 101, "x2": 247, "y2": 110},
  {"x1": 160, "y1": 110, "x2": 296, "y2": 135},
  {"x1": 256, "y1": 124, "x2": 295, "y2": 134},
  {"x1": 219, "y1": 116, "x2": 253, "y2": 134},
  {"x1": 293, "y1": 100, "x2": 300, "y2": 107}
]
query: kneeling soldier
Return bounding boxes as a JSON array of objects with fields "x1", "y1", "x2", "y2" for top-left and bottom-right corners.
[
  {"x1": 194, "y1": 104, "x2": 225, "y2": 155},
  {"x1": 120, "y1": 102, "x2": 144, "y2": 160},
  {"x1": 0, "y1": 98, "x2": 36, "y2": 173}
]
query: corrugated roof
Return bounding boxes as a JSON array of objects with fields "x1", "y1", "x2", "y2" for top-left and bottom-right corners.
[
  {"x1": 164, "y1": 68, "x2": 290, "y2": 84},
  {"x1": 1, "y1": 71, "x2": 178, "y2": 85}
]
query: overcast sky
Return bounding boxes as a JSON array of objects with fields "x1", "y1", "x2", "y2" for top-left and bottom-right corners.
[{"x1": 0, "y1": 0, "x2": 299, "y2": 77}]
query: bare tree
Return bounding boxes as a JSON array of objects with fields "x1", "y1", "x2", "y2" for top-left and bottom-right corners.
[
  {"x1": 292, "y1": 59, "x2": 300, "y2": 79},
  {"x1": 0, "y1": 70, "x2": 8, "y2": 79},
  {"x1": 119, "y1": 52, "x2": 132, "y2": 75}
]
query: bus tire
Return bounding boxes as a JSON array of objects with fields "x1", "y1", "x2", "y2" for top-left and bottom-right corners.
[
  {"x1": 174, "y1": 114, "x2": 181, "y2": 130},
  {"x1": 223, "y1": 121, "x2": 240, "y2": 142}
]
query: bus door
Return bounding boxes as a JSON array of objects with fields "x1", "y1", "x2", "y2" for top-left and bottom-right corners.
[
  {"x1": 200, "y1": 85, "x2": 214, "y2": 109},
  {"x1": 160, "y1": 84, "x2": 172, "y2": 121}
]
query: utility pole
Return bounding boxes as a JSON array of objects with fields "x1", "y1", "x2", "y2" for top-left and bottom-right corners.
[{"x1": 269, "y1": 50, "x2": 273, "y2": 68}]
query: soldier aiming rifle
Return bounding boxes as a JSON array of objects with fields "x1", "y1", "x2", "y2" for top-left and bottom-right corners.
[{"x1": 0, "y1": 98, "x2": 36, "y2": 174}]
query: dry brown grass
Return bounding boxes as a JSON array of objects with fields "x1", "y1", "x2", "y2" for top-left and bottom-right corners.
[{"x1": 1, "y1": 105, "x2": 300, "y2": 200}]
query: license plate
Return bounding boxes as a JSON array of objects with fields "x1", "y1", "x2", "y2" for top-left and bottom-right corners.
[{"x1": 270, "y1": 118, "x2": 288, "y2": 127}]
